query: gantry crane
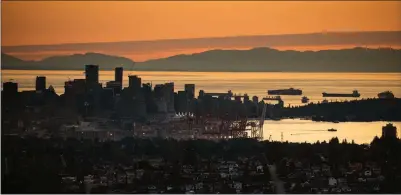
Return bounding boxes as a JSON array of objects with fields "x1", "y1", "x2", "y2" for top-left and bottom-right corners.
[{"x1": 201, "y1": 95, "x2": 284, "y2": 141}]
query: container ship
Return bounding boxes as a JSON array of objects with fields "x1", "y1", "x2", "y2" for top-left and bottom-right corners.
[
  {"x1": 322, "y1": 90, "x2": 360, "y2": 97},
  {"x1": 268, "y1": 88, "x2": 302, "y2": 95}
]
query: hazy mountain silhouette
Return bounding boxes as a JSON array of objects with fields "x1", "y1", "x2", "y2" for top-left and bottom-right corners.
[
  {"x1": 1, "y1": 53, "x2": 32, "y2": 69},
  {"x1": 1, "y1": 52, "x2": 135, "y2": 70},
  {"x1": 2, "y1": 47, "x2": 401, "y2": 72},
  {"x1": 2, "y1": 31, "x2": 401, "y2": 62},
  {"x1": 134, "y1": 47, "x2": 401, "y2": 72}
]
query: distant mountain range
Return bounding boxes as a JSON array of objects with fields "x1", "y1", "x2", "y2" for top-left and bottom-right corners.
[
  {"x1": 1, "y1": 52, "x2": 135, "y2": 70},
  {"x1": 2, "y1": 47, "x2": 401, "y2": 72}
]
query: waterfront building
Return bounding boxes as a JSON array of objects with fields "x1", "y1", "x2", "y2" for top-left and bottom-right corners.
[
  {"x1": 185, "y1": 84, "x2": 195, "y2": 99},
  {"x1": 128, "y1": 75, "x2": 141, "y2": 91},
  {"x1": 85, "y1": 65, "x2": 99, "y2": 86},
  {"x1": 64, "y1": 79, "x2": 86, "y2": 95},
  {"x1": 115, "y1": 67, "x2": 123, "y2": 86},
  {"x1": 155, "y1": 82, "x2": 175, "y2": 113},
  {"x1": 2, "y1": 82, "x2": 18, "y2": 95},
  {"x1": 154, "y1": 84, "x2": 164, "y2": 99},
  {"x1": 106, "y1": 81, "x2": 122, "y2": 95},
  {"x1": 252, "y1": 96, "x2": 259, "y2": 104},
  {"x1": 199, "y1": 90, "x2": 205, "y2": 99},
  {"x1": 165, "y1": 82, "x2": 175, "y2": 113},
  {"x1": 35, "y1": 76, "x2": 46, "y2": 92},
  {"x1": 235, "y1": 96, "x2": 242, "y2": 103},
  {"x1": 243, "y1": 94, "x2": 250, "y2": 102},
  {"x1": 382, "y1": 123, "x2": 398, "y2": 139},
  {"x1": 177, "y1": 91, "x2": 189, "y2": 112}
]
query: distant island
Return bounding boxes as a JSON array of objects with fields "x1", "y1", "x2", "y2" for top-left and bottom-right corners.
[{"x1": 2, "y1": 47, "x2": 401, "y2": 72}]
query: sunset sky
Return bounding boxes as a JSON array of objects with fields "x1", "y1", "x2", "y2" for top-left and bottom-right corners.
[{"x1": 2, "y1": 1, "x2": 401, "y2": 61}]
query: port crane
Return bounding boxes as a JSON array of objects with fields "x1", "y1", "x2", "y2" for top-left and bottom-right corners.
[{"x1": 200, "y1": 95, "x2": 282, "y2": 141}]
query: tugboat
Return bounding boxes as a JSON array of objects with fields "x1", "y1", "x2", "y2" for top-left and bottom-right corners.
[
  {"x1": 328, "y1": 128, "x2": 337, "y2": 132},
  {"x1": 377, "y1": 91, "x2": 395, "y2": 99},
  {"x1": 268, "y1": 88, "x2": 303, "y2": 95},
  {"x1": 301, "y1": 96, "x2": 310, "y2": 103},
  {"x1": 322, "y1": 90, "x2": 360, "y2": 97}
]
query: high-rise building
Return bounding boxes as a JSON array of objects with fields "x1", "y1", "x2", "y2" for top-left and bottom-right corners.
[
  {"x1": 64, "y1": 79, "x2": 86, "y2": 95},
  {"x1": 106, "y1": 81, "x2": 122, "y2": 95},
  {"x1": 36, "y1": 76, "x2": 46, "y2": 92},
  {"x1": 382, "y1": 123, "x2": 398, "y2": 139},
  {"x1": 184, "y1": 84, "x2": 195, "y2": 99},
  {"x1": 177, "y1": 91, "x2": 188, "y2": 112},
  {"x1": 244, "y1": 94, "x2": 250, "y2": 102},
  {"x1": 165, "y1": 82, "x2": 175, "y2": 113},
  {"x1": 252, "y1": 96, "x2": 259, "y2": 103},
  {"x1": 154, "y1": 84, "x2": 164, "y2": 99},
  {"x1": 115, "y1": 67, "x2": 123, "y2": 86},
  {"x1": 2, "y1": 82, "x2": 18, "y2": 95},
  {"x1": 199, "y1": 90, "x2": 205, "y2": 98},
  {"x1": 235, "y1": 96, "x2": 242, "y2": 102},
  {"x1": 85, "y1": 65, "x2": 99, "y2": 85},
  {"x1": 128, "y1": 75, "x2": 141, "y2": 90}
]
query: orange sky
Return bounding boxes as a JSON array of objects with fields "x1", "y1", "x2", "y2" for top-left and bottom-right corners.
[
  {"x1": 2, "y1": 1, "x2": 401, "y2": 61},
  {"x1": 3, "y1": 1, "x2": 401, "y2": 46}
]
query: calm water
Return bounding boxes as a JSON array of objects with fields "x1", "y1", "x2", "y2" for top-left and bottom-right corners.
[
  {"x1": 263, "y1": 119, "x2": 401, "y2": 144},
  {"x1": 2, "y1": 70, "x2": 400, "y2": 144},
  {"x1": 2, "y1": 70, "x2": 401, "y2": 106}
]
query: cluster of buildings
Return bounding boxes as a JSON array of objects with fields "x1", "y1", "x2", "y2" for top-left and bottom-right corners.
[
  {"x1": 3, "y1": 65, "x2": 285, "y2": 141},
  {"x1": 3, "y1": 65, "x2": 278, "y2": 119},
  {"x1": 60, "y1": 153, "x2": 392, "y2": 194}
]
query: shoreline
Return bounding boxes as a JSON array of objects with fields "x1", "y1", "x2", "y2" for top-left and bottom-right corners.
[{"x1": 268, "y1": 117, "x2": 401, "y2": 123}]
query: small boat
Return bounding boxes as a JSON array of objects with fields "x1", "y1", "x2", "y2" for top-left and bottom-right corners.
[
  {"x1": 322, "y1": 99, "x2": 329, "y2": 104},
  {"x1": 333, "y1": 121, "x2": 339, "y2": 123},
  {"x1": 328, "y1": 128, "x2": 337, "y2": 132},
  {"x1": 301, "y1": 96, "x2": 310, "y2": 103}
]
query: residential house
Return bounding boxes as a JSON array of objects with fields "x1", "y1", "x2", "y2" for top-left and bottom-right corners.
[
  {"x1": 328, "y1": 177, "x2": 337, "y2": 186},
  {"x1": 256, "y1": 165, "x2": 264, "y2": 173}
]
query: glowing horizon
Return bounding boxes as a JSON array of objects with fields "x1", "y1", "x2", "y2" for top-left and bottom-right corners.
[{"x1": 2, "y1": 1, "x2": 401, "y2": 61}]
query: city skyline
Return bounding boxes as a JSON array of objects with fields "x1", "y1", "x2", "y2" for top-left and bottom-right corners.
[{"x1": 2, "y1": 2, "x2": 401, "y2": 193}]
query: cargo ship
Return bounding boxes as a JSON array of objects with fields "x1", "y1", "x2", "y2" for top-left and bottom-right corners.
[
  {"x1": 377, "y1": 91, "x2": 395, "y2": 99},
  {"x1": 322, "y1": 90, "x2": 360, "y2": 97},
  {"x1": 268, "y1": 88, "x2": 302, "y2": 95}
]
